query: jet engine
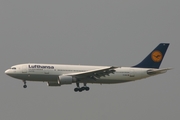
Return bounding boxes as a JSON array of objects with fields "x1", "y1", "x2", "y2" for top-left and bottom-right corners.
[{"x1": 58, "y1": 75, "x2": 74, "y2": 85}]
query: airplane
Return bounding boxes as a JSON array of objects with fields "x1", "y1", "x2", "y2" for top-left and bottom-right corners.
[{"x1": 5, "y1": 43, "x2": 172, "y2": 92}]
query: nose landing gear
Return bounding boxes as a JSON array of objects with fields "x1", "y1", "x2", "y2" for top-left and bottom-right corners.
[
  {"x1": 23, "y1": 80, "x2": 27, "y2": 88},
  {"x1": 23, "y1": 85, "x2": 27, "y2": 88}
]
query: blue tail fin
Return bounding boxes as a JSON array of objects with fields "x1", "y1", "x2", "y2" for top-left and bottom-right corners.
[{"x1": 133, "y1": 43, "x2": 169, "y2": 69}]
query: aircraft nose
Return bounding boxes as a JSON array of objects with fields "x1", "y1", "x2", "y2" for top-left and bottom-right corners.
[{"x1": 5, "y1": 69, "x2": 10, "y2": 75}]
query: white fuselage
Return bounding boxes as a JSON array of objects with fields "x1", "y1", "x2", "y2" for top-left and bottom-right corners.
[{"x1": 5, "y1": 63, "x2": 151, "y2": 84}]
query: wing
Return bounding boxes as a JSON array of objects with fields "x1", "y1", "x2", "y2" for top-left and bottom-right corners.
[
  {"x1": 147, "y1": 68, "x2": 172, "y2": 75},
  {"x1": 63, "y1": 66, "x2": 118, "y2": 80}
]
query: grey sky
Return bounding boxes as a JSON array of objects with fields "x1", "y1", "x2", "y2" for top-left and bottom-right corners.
[{"x1": 0, "y1": 0, "x2": 180, "y2": 120}]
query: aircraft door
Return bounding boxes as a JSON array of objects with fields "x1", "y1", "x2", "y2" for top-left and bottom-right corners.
[
  {"x1": 129, "y1": 69, "x2": 135, "y2": 77},
  {"x1": 22, "y1": 65, "x2": 27, "y2": 73}
]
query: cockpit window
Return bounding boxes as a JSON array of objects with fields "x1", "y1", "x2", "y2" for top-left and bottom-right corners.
[{"x1": 11, "y1": 67, "x2": 16, "y2": 70}]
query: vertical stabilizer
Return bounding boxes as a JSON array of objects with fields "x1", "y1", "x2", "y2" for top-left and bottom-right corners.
[{"x1": 133, "y1": 43, "x2": 169, "y2": 69}]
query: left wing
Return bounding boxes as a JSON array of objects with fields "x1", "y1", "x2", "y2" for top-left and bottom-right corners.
[{"x1": 63, "y1": 66, "x2": 118, "y2": 80}]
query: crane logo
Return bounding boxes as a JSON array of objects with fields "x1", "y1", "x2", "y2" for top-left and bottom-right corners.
[{"x1": 151, "y1": 50, "x2": 163, "y2": 62}]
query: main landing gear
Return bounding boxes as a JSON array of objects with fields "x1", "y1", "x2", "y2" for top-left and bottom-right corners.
[
  {"x1": 23, "y1": 80, "x2": 27, "y2": 88},
  {"x1": 74, "y1": 82, "x2": 90, "y2": 92}
]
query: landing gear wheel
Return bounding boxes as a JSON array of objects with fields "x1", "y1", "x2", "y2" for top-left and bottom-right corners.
[
  {"x1": 74, "y1": 87, "x2": 84, "y2": 92},
  {"x1": 85, "y1": 87, "x2": 90, "y2": 91},
  {"x1": 74, "y1": 88, "x2": 79, "y2": 92},
  {"x1": 78, "y1": 88, "x2": 83, "y2": 92},
  {"x1": 81, "y1": 86, "x2": 90, "y2": 91},
  {"x1": 74, "y1": 82, "x2": 90, "y2": 92},
  {"x1": 23, "y1": 85, "x2": 27, "y2": 88},
  {"x1": 81, "y1": 87, "x2": 85, "y2": 91}
]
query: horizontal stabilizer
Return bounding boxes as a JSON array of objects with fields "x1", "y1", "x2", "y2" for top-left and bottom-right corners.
[{"x1": 147, "y1": 68, "x2": 173, "y2": 75}]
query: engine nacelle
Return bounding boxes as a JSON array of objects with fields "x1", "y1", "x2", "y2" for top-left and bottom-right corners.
[{"x1": 58, "y1": 75, "x2": 73, "y2": 85}]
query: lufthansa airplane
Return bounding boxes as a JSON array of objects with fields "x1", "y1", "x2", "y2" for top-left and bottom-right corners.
[{"x1": 5, "y1": 43, "x2": 171, "y2": 92}]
